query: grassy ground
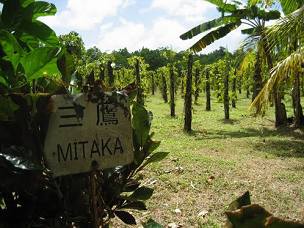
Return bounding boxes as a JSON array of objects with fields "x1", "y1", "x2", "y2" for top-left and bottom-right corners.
[{"x1": 115, "y1": 91, "x2": 304, "y2": 227}]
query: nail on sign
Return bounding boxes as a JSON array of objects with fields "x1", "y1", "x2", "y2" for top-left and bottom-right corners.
[{"x1": 43, "y1": 92, "x2": 133, "y2": 177}]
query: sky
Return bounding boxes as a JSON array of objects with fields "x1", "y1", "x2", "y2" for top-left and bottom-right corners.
[{"x1": 40, "y1": 0, "x2": 248, "y2": 54}]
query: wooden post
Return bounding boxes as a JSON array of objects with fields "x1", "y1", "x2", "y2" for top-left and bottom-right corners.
[
  {"x1": 184, "y1": 53, "x2": 193, "y2": 132},
  {"x1": 108, "y1": 60, "x2": 114, "y2": 86},
  {"x1": 206, "y1": 68, "x2": 211, "y2": 111},
  {"x1": 162, "y1": 73, "x2": 168, "y2": 103},
  {"x1": 91, "y1": 161, "x2": 102, "y2": 228},
  {"x1": 194, "y1": 68, "x2": 200, "y2": 105},
  {"x1": 224, "y1": 60, "x2": 230, "y2": 119},
  {"x1": 136, "y1": 58, "x2": 144, "y2": 105},
  {"x1": 232, "y1": 69, "x2": 237, "y2": 108},
  {"x1": 170, "y1": 67, "x2": 175, "y2": 117},
  {"x1": 151, "y1": 72, "x2": 155, "y2": 95}
]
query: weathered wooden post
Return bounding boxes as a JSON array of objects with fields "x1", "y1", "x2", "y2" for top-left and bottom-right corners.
[
  {"x1": 184, "y1": 53, "x2": 193, "y2": 132},
  {"x1": 224, "y1": 60, "x2": 230, "y2": 119},
  {"x1": 170, "y1": 67, "x2": 175, "y2": 117},
  {"x1": 206, "y1": 68, "x2": 211, "y2": 111}
]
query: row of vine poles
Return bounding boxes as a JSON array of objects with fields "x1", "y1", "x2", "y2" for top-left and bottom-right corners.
[{"x1": 111, "y1": 52, "x2": 245, "y2": 133}]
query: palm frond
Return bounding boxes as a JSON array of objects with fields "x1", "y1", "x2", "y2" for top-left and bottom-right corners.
[
  {"x1": 266, "y1": 6, "x2": 304, "y2": 50},
  {"x1": 188, "y1": 22, "x2": 241, "y2": 53},
  {"x1": 239, "y1": 50, "x2": 256, "y2": 71},
  {"x1": 240, "y1": 34, "x2": 260, "y2": 51},
  {"x1": 279, "y1": 0, "x2": 303, "y2": 15},
  {"x1": 180, "y1": 16, "x2": 240, "y2": 40},
  {"x1": 248, "y1": 48, "x2": 304, "y2": 114},
  {"x1": 203, "y1": 0, "x2": 242, "y2": 12}
]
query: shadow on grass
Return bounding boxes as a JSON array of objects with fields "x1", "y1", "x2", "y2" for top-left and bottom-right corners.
[
  {"x1": 189, "y1": 127, "x2": 304, "y2": 158},
  {"x1": 219, "y1": 118, "x2": 240, "y2": 125},
  {"x1": 255, "y1": 140, "x2": 304, "y2": 158},
  {"x1": 191, "y1": 126, "x2": 304, "y2": 140}
]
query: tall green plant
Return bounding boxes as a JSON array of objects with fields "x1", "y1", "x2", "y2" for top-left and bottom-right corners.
[
  {"x1": 249, "y1": 4, "x2": 304, "y2": 127},
  {"x1": 0, "y1": 0, "x2": 74, "y2": 94}
]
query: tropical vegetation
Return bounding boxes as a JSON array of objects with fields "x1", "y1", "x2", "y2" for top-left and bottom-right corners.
[{"x1": 0, "y1": 0, "x2": 303, "y2": 227}]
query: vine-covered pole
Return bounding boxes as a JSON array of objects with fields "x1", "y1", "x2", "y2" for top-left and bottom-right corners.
[
  {"x1": 108, "y1": 60, "x2": 114, "y2": 86},
  {"x1": 232, "y1": 69, "x2": 237, "y2": 108},
  {"x1": 206, "y1": 67, "x2": 211, "y2": 111},
  {"x1": 161, "y1": 72, "x2": 168, "y2": 103},
  {"x1": 151, "y1": 72, "x2": 155, "y2": 95},
  {"x1": 184, "y1": 53, "x2": 193, "y2": 132},
  {"x1": 170, "y1": 67, "x2": 175, "y2": 117},
  {"x1": 194, "y1": 68, "x2": 200, "y2": 105},
  {"x1": 224, "y1": 60, "x2": 230, "y2": 119},
  {"x1": 136, "y1": 58, "x2": 144, "y2": 105}
]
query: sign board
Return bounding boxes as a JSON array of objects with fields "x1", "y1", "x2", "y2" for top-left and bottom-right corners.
[{"x1": 43, "y1": 92, "x2": 134, "y2": 177}]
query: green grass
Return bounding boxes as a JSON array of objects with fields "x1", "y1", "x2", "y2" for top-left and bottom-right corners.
[{"x1": 116, "y1": 91, "x2": 304, "y2": 227}]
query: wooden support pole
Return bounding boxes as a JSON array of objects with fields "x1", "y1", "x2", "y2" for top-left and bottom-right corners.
[{"x1": 91, "y1": 161, "x2": 103, "y2": 228}]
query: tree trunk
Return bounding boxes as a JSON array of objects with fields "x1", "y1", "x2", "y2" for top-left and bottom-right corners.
[
  {"x1": 184, "y1": 54, "x2": 193, "y2": 132},
  {"x1": 301, "y1": 74, "x2": 304, "y2": 96},
  {"x1": 194, "y1": 68, "x2": 200, "y2": 105},
  {"x1": 206, "y1": 68, "x2": 211, "y2": 111},
  {"x1": 217, "y1": 85, "x2": 221, "y2": 98},
  {"x1": 232, "y1": 70, "x2": 236, "y2": 108},
  {"x1": 170, "y1": 67, "x2": 175, "y2": 117},
  {"x1": 151, "y1": 72, "x2": 155, "y2": 95},
  {"x1": 246, "y1": 88, "x2": 250, "y2": 98},
  {"x1": 293, "y1": 73, "x2": 303, "y2": 127},
  {"x1": 161, "y1": 73, "x2": 168, "y2": 103},
  {"x1": 107, "y1": 60, "x2": 114, "y2": 86},
  {"x1": 263, "y1": 35, "x2": 286, "y2": 127},
  {"x1": 224, "y1": 60, "x2": 229, "y2": 119},
  {"x1": 181, "y1": 79, "x2": 184, "y2": 98},
  {"x1": 136, "y1": 59, "x2": 144, "y2": 105},
  {"x1": 274, "y1": 86, "x2": 287, "y2": 127},
  {"x1": 238, "y1": 73, "x2": 242, "y2": 94},
  {"x1": 86, "y1": 69, "x2": 95, "y2": 86},
  {"x1": 252, "y1": 51, "x2": 262, "y2": 103},
  {"x1": 99, "y1": 65, "x2": 105, "y2": 81}
]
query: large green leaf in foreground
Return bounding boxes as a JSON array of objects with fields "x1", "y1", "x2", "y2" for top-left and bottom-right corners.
[
  {"x1": 132, "y1": 102, "x2": 153, "y2": 147},
  {"x1": 0, "y1": 30, "x2": 23, "y2": 72},
  {"x1": 20, "y1": 47, "x2": 61, "y2": 79},
  {"x1": 24, "y1": 1, "x2": 57, "y2": 20}
]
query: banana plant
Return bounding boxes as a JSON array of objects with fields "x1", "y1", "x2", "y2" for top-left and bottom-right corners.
[{"x1": 180, "y1": 0, "x2": 280, "y2": 53}]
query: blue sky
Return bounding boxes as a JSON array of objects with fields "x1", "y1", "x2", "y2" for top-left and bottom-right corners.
[{"x1": 40, "y1": 0, "x2": 247, "y2": 54}]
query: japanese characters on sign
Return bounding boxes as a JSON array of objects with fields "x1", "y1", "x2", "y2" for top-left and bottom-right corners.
[{"x1": 43, "y1": 92, "x2": 133, "y2": 177}]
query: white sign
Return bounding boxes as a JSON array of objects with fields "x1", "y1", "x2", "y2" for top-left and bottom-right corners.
[{"x1": 43, "y1": 92, "x2": 134, "y2": 177}]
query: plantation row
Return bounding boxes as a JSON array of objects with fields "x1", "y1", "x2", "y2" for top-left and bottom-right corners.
[
  {"x1": 0, "y1": 0, "x2": 303, "y2": 227},
  {"x1": 58, "y1": 31, "x2": 304, "y2": 130}
]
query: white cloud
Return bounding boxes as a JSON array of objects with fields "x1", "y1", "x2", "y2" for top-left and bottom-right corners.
[
  {"x1": 122, "y1": 0, "x2": 136, "y2": 8},
  {"x1": 40, "y1": 0, "x2": 128, "y2": 30},
  {"x1": 97, "y1": 18, "x2": 146, "y2": 52},
  {"x1": 40, "y1": 0, "x2": 243, "y2": 54},
  {"x1": 100, "y1": 22, "x2": 114, "y2": 33},
  {"x1": 146, "y1": 17, "x2": 190, "y2": 50},
  {"x1": 97, "y1": 17, "x2": 202, "y2": 52},
  {"x1": 150, "y1": 0, "x2": 215, "y2": 22}
]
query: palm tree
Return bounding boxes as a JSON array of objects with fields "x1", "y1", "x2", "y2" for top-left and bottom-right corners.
[
  {"x1": 180, "y1": 0, "x2": 287, "y2": 125},
  {"x1": 249, "y1": 4, "x2": 304, "y2": 127}
]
